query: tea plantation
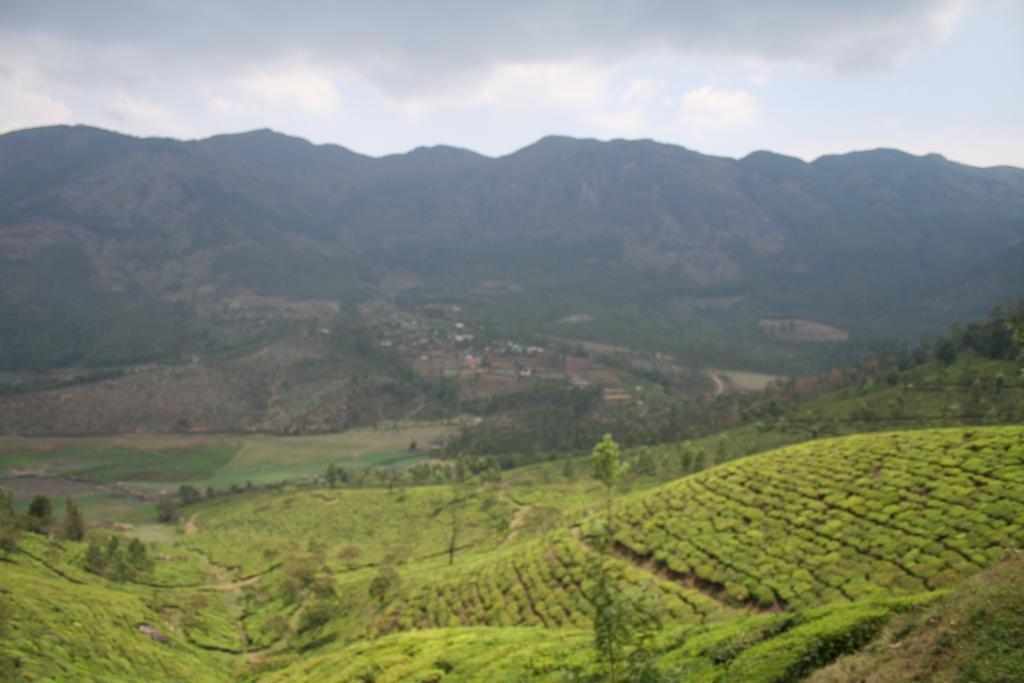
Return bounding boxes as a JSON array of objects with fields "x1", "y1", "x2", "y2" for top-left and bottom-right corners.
[
  {"x1": 610, "y1": 427, "x2": 1024, "y2": 609},
  {"x1": 1, "y1": 425, "x2": 1022, "y2": 681}
]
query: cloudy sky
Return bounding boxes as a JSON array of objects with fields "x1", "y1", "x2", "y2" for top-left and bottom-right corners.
[{"x1": 1, "y1": 1, "x2": 1022, "y2": 166}]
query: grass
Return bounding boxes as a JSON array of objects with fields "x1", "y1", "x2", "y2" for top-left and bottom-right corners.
[
  {"x1": 177, "y1": 484, "x2": 517, "y2": 576},
  {"x1": 0, "y1": 538, "x2": 231, "y2": 682},
  {"x1": 808, "y1": 552, "x2": 1024, "y2": 682}
]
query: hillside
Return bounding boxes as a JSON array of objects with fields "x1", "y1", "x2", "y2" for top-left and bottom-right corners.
[
  {"x1": 5, "y1": 426, "x2": 1019, "y2": 680},
  {"x1": 809, "y1": 552, "x2": 1024, "y2": 683},
  {"x1": 3, "y1": 126, "x2": 1023, "y2": 386}
]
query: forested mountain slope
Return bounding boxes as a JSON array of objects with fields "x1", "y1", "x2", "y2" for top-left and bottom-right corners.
[{"x1": 3, "y1": 125, "x2": 1023, "y2": 375}]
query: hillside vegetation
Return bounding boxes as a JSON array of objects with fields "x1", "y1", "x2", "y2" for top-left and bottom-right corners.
[{"x1": 2, "y1": 425, "x2": 1022, "y2": 681}]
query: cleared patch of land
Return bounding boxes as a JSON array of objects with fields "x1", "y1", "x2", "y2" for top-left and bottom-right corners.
[
  {"x1": 712, "y1": 368, "x2": 783, "y2": 392},
  {"x1": 759, "y1": 318, "x2": 849, "y2": 342}
]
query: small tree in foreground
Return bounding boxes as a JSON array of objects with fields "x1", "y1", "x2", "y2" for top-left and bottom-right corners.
[{"x1": 587, "y1": 434, "x2": 662, "y2": 682}]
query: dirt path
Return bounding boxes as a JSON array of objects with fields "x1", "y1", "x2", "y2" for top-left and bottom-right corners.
[
  {"x1": 706, "y1": 370, "x2": 727, "y2": 397},
  {"x1": 503, "y1": 502, "x2": 537, "y2": 544},
  {"x1": 403, "y1": 397, "x2": 426, "y2": 421},
  {"x1": 184, "y1": 513, "x2": 199, "y2": 535}
]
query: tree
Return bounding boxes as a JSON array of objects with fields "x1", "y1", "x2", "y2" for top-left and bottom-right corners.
[
  {"x1": 127, "y1": 538, "x2": 151, "y2": 573},
  {"x1": 325, "y1": 462, "x2": 340, "y2": 488},
  {"x1": 369, "y1": 564, "x2": 400, "y2": 604},
  {"x1": 588, "y1": 569, "x2": 663, "y2": 683},
  {"x1": 0, "y1": 489, "x2": 12, "y2": 519},
  {"x1": 587, "y1": 435, "x2": 661, "y2": 682},
  {"x1": 592, "y1": 434, "x2": 627, "y2": 545},
  {"x1": 442, "y1": 461, "x2": 476, "y2": 566},
  {"x1": 0, "y1": 489, "x2": 15, "y2": 558},
  {"x1": 25, "y1": 495, "x2": 53, "y2": 533},
  {"x1": 62, "y1": 498, "x2": 85, "y2": 541},
  {"x1": 935, "y1": 336, "x2": 958, "y2": 366},
  {"x1": 85, "y1": 538, "x2": 106, "y2": 574},
  {"x1": 178, "y1": 485, "x2": 201, "y2": 505},
  {"x1": 156, "y1": 497, "x2": 179, "y2": 523}
]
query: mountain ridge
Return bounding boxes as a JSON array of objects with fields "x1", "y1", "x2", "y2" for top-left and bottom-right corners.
[{"x1": 2, "y1": 124, "x2": 1023, "y2": 379}]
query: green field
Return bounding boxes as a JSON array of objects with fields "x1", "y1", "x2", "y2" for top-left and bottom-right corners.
[{"x1": 0, "y1": 422, "x2": 452, "y2": 521}]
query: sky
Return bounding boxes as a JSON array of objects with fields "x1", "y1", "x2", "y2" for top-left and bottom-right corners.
[{"x1": 1, "y1": 1, "x2": 1022, "y2": 167}]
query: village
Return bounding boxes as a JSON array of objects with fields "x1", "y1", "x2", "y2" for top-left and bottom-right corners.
[{"x1": 371, "y1": 304, "x2": 641, "y2": 403}]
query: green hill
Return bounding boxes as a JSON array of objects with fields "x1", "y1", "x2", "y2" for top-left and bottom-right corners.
[{"x1": 1, "y1": 425, "x2": 1022, "y2": 681}]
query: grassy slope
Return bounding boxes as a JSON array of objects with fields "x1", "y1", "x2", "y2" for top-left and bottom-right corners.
[
  {"x1": 0, "y1": 538, "x2": 232, "y2": 682},
  {"x1": 809, "y1": 552, "x2": 1024, "y2": 683},
  {"x1": 253, "y1": 593, "x2": 944, "y2": 682},
  {"x1": 239, "y1": 425, "x2": 1024, "y2": 678},
  {"x1": 178, "y1": 485, "x2": 517, "y2": 576},
  {"x1": 2, "y1": 426, "x2": 1022, "y2": 681}
]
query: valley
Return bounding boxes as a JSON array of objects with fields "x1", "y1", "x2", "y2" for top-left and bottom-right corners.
[{"x1": 1, "y1": 126, "x2": 1022, "y2": 682}]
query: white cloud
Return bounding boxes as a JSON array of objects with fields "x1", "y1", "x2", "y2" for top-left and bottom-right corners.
[
  {"x1": 0, "y1": 89, "x2": 72, "y2": 132},
  {"x1": 678, "y1": 85, "x2": 758, "y2": 129},
  {"x1": 477, "y1": 62, "x2": 609, "y2": 106},
  {"x1": 104, "y1": 94, "x2": 192, "y2": 136},
  {"x1": 622, "y1": 77, "x2": 666, "y2": 102},
  {"x1": 238, "y1": 69, "x2": 341, "y2": 115},
  {"x1": 589, "y1": 106, "x2": 648, "y2": 136},
  {"x1": 0, "y1": 55, "x2": 73, "y2": 132},
  {"x1": 392, "y1": 60, "x2": 612, "y2": 118},
  {"x1": 210, "y1": 96, "x2": 251, "y2": 114}
]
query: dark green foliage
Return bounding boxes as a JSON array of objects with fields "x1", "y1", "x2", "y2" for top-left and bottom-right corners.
[
  {"x1": 279, "y1": 554, "x2": 323, "y2": 604},
  {"x1": 61, "y1": 498, "x2": 85, "y2": 541},
  {"x1": 24, "y1": 496, "x2": 52, "y2": 533},
  {"x1": 0, "y1": 490, "x2": 14, "y2": 558},
  {"x1": 179, "y1": 485, "x2": 202, "y2": 505},
  {"x1": 83, "y1": 534, "x2": 152, "y2": 581},
  {"x1": 587, "y1": 563, "x2": 663, "y2": 683},
  {"x1": 0, "y1": 520, "x2": 17, "y2": 560},
  {"x1": 298, "y1": 598, "x2": 338, "y2": 634},
  {"x1": 156, "y1": 497, "x2": 180, "y2": 523},
  {"x1": 369, "y1": 565, "x2": 401, "y2": 605},
  {"x1": 325, "y1": 463, "x2": 340, "y2": 488}
]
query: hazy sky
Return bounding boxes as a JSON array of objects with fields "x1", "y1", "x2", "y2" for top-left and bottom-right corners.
[{"x1": 2, "y1": 1, "x2": 1022, "y2": 166}]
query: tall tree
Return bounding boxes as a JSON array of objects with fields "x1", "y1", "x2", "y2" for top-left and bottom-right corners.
[
  {"x1": 592, "y1": 433, "x2": 627, "y2": 546},
  {"x1": 325, "y1": 462, "x2": 339, "y2": 488},
  {"x1": 0, "y1": 488, "x2": 16, "y2": 559},
  {"x1": 26, "y1": 495, "x2": 53, "y2": 533},
  {"x1": 588, "y1": 434, "x2": 660, "y2": 683},
  {"x1": 62, "y1": 498, "x2": 85, "y2": 541}
]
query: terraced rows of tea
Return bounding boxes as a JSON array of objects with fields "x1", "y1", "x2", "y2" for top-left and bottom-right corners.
[
  {"x1": 377, "y1": 532, "x2": 738, "y2": 633},
  {"x1": 610, "y1": 426, "x2": 1024, "y2": 610}
]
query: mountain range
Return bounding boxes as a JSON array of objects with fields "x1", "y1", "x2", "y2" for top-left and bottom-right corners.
[{"x1": 2, "y1": 125, "x2": 1023, "y2": 378}]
